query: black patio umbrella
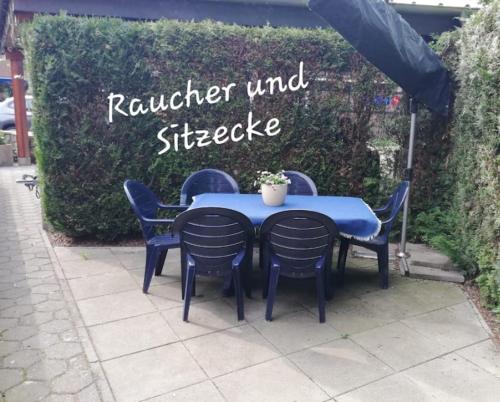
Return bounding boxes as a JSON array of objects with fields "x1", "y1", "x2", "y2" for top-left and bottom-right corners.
[{"x1": 308, "y1": 0, "x2": 451, "y2": 272}]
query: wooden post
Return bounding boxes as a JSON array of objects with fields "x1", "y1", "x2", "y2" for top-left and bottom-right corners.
[{"x1": 6, "y1": 48, "x2": 30, "y2": 165}]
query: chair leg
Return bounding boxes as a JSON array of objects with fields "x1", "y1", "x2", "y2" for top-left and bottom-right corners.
[
  {"x1": 233, "y1": 269, "x2": 245, "y2": 321},
  {"x1": 180, "y1": 250, "x2": 196, "y2": 299},
  {"x1": 143, "y1": 246, "x2": 157, "y2": 294},
  {"x1": 316, "y1": 269, "x2": 326, "y2": 323},
  {"x1": 181, "y1": 250, "x2": 186, "y2": 300},
  {"x1": 262, "y1": 265, "x2": 269, "y2": 299},
  {"x1": 265, "y1": 267, "x2": 280, "y2": 321},
  {"x1": 261, "y1": 246, "x2": 270, "y2": 299},
  {"x1": 155, "y1": 250, "x2": 167, "y2": 276},
  {"x1": 337, "y1": 239, "x2": 349, "y2": 287},
  {"x1": 243, "y1": 252, "x2": 253, "y2": 299},
  {"x1": 325, "y1": 254, "x2": 334, "y2": 301},
  {"x1": 222, "y1": 272, "x2": 235, "y2": 297},
  {"x1": 259, "y1": 241, "x2": 264, "y2": 270},
  {"x1": 377, "y1": 245, "x2": 389, "y2": 289},
  {"x1": 183, "y1": 266, "x2": 196, "y2": 322}
]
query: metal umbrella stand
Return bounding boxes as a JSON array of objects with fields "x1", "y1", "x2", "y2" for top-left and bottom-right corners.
[{"x1": 397, "y1": 98, "x2": 418, "y2": 275}]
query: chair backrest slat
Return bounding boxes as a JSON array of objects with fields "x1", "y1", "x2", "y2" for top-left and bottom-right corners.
[
  {"x1": 284, "y1": 171, "x2": 318, "y2": 196},
  {"x1": 180, "y1": 169, "x2": 240, "y2": 205},
  {"x1": 261, "y1": 210, "x2": 338, "y2": 277},
  {"x1": 173, "y1": 207, "x2": 254, "y2": 273},
  {"x1": 383, "y1": 181, "x2": 410, "y2": 235},
  {"x1": 123, "y1": 180, "x2": 159, "y2": 240}
]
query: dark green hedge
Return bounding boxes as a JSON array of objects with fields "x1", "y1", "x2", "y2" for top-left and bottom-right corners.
[
  {"x1": 393, "y1": 5, "x2": 499, "y2": 310},
  {"x1": 449, "y1": 2, "x2": 499, "y2": 310},
  {"x1": 24, "y1": 15, "x2": 390, "y2": 239}
]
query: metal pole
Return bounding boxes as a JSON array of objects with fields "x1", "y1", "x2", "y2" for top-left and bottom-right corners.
[{"x1": 397, "y1": 98, "x2": 417, "y2": 270}]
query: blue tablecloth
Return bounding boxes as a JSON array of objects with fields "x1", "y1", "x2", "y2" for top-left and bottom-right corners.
[{"x1": 190, "y1": 193, "x2": 381, "y2": 241}]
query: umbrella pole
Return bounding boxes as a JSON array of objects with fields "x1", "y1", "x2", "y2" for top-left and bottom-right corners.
[{"x1": 397, "y1": 98, "x2": 418, "y2": 275}]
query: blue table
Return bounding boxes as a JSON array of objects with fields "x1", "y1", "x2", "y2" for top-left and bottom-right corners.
[{"x1": 190, "y1": 193, "x2": 381, "y2": 241}]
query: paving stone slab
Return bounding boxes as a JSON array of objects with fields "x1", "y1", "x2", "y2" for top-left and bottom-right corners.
[
  {"x1": 398, "y1": 279, "x2": 467, "y2": 309},
  {"x1": 34, "y1": 300, "x2": 66, "y2": 313},
  {"x1": 77, "y1": 289, "x2": 156, "y2": 326},
  {"x1": 68, "y1": 271, "x2": 137, "y2": 301},
  {"x1": 314, "y1": 296, "x2": 394, "y2": 335},
  {"x1": 252, "y1": 310, "x2": 341, "y2": 354},
  {"x1": 23, "y1": 332, "x2": 59, "y2": 349},
  {"x1": 408, "y1": 264, "x2": 465, "y2": 283},
  {"x1": 45, "y1": 342, "x2": 83, "y2": 359},
  {"x1": 0, "y1": 318, "x2": 18, "y2": 331},
  {"x1": 289, "y1": 338, "x2": 394, "y2": 396},
  {"x1": 26, "y1": 358, "x2": 67, "y2": 381},
  {"x1": 406, "y1": 243, "x2": 455, "y2": 270},
  {"x1": 76, "y1": 383, "x2": 103, "y2": 402},
  {"x1": 0, "y1": 304, "x2": 34, "y2": 318},
  {"x1": 0, "y1": 299, "x2": 16, "y2": 311},
  {"x1": 53, "y1": 246, "x2": 116, "y2": 262},
  {"x1": 39, "y1": 319, "x2": 74, "y2": 334},
  {"x1": 403, "y1": 353, "x2": 500, "y2": 401},
  {"x1": 336, "y1": 373, "x2": 435, "y2": 402},
  {"x1": 51, "y1": 366, "x2": 95, "y2": 394},
  {"x1": 61, "y1": 259, "x2": 125, "y2": 280},
  {"x1": 351, "y1": 321, "x2": 449, "y2": 371},
  {"x1": 4, "y1": 380, "x2": 50, "y2": 402},
  {"x1": 102, "y1": 343, "x2": 206, "y2": 402},
  {"x1": 129, "y1": 268, "x2": 180, "y2": 287},
  {"x1": 145, "y1": 283, "x2": 185, "y2": 310},
  {"x1": 161, "y1": 300, "x2": 242, "y2": 340},
  {"x1": 214, "y1": 357, "x2": 328, "y2": 402},
  {"x1": 456, "y1": 339, "x2": 500, "y2": 378},
  {"x1": 1, "y1": 325, "x2": 38, "y2": 341},
  {"x1": 242, "y1": 291, "x2": 305, "y2": 323},
  {"x1": 146, "y1": 380, "x2": 225, "y2": 402},
  {"x1": 0, "y1": 340, "x2": 20, "y2": 357},
  {"x1": 402, "y1": 301, "x2": 489, "y2": 351},
  {"x1": 88, "y1": 312, "x2": 178, "y2": 361},
  {"x1": 3, "y1": 348, "x2": 42, "y2": 368},
  {"x1": 0, "y1": 367, "x2": 24, "y2": 391},
  {"x1": 184, "y1": 324, "x2": 280, "y2": 377}
]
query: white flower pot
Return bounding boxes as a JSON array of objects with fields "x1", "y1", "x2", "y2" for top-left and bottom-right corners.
[{"x1": 261, "y1": 183, "x2": 287, "y2": 206}]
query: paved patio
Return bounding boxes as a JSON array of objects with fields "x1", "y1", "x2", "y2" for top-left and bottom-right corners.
[{"x1": 2, "y1": 165, "x2": 500, "y2": 402}]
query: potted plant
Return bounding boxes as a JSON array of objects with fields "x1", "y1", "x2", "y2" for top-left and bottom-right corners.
[
  {"x1": 0, "y1": 131, "x2": 13, "y2": 167},
  {"x1": 255, "y1": 170, "x2": 290, "y2": 206}
]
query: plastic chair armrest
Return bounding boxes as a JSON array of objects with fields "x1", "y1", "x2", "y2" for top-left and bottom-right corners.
[
  {"x1": 373, "y1": 197, "x2": 395, "y2": 215},
  {"x1": 315, "y1": 255, "x2": 326, "y2": 270},
  {"x1": 187, "y1": 253, "x2": 196, "y2": 268},
  {"x1": 157, "y1": 203, "x2": 188, "y2": 211},
  {"x1": 380, "y1": 215, "x2": 395, "y2": 226},
  {"x1": 232, "y1": 250, "x2": 246, "y2": 269},
  {"x1": 142, "y1": 217, "x2": 175, "y2": 225}
]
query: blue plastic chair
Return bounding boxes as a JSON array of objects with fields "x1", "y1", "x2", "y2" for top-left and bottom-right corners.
[
  {"x1": 257, "y1": 171, "x2": 318, "y2": 271},
  {"x1": 180, "y1": 169, "x2": 240, "y2": 206},
  {"x1": 173, "y1": 207, "x2": 254, "y2": 321},
  {"x1": 337, "y1": 181, "x2": 409, "y2": 289},
  {"x1": 284, "y1": 171, "x2": 318, "y2": 196},
  {"x1": 260, "y1": 210, "x2": 338, "y2": 323},
  {"x1": 123, "y1": 180, "x2": 187, "y2": 293}
]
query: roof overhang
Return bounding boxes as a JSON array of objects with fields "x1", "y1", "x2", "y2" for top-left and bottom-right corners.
[{"x1": 0, "y1": 0, "x2": 481, "y2": 52}]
